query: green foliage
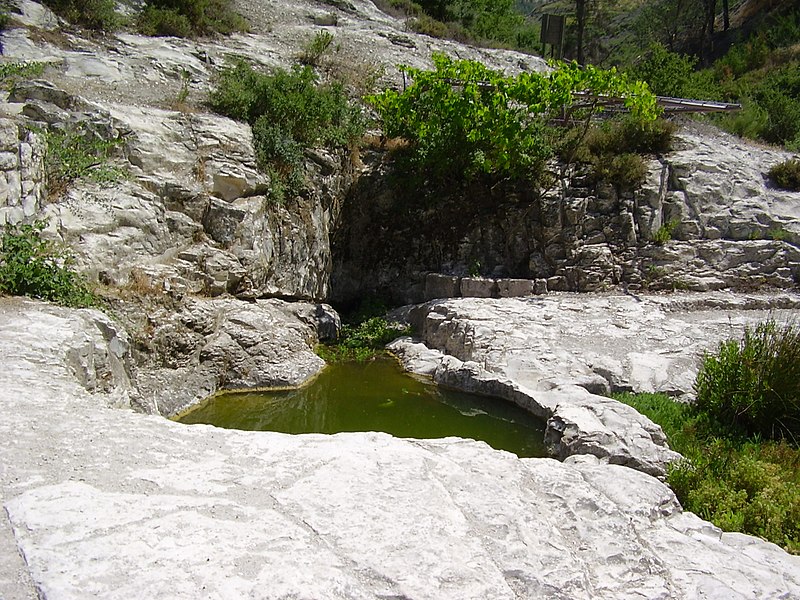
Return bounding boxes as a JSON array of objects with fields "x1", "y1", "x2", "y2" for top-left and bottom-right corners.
[
  {"x1": 317, "y1": 317, "x2": 410, "y2": 362},
  {"x1": 137, "y1": 0, "x2": 248, "y2": 37},
  {"x1": 0, "y1": 221, "x2": 94, "y2": 307},
  {"x1": 41, "y1": 0, "x2": 120, "y2": 30},
  {"x1": 0, "y1": 61, "x2": 46, "y2": 90},
  {"x1": 653, "y1": 219, "x2": 679, "y2": 244},
  {"x1": 695, "y1": 320, "x2": 800, "y2": 442},
  {"x1": 570, "y1": 117, "x2": 674, "y2": 190},
  {"x1": 768, "y1": 159, "x2": 800, "y2": 192},
  {"x1": 43, "y1": 127, "x2": 126, "y2": 191},
  {"x1": 299, "y1": 30, "x2": 336, "y2": 66},
  {"x1": 628, "y1": 43, "x2": 698, "y2": 98},
  {"x1": 209, "y1": 60, "x2": 365, "y2": 201},
  {"x1": 615, "y1": 391, "x2": 800, "y2": 554},
  {"x1": 368, "y1": 53, "x2": 659, "y2": 189}
]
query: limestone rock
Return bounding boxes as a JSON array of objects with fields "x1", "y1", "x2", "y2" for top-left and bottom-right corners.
[
  {"x1": 2, "y1": 299, "x2": 800, "y2": 600},
  {"x1": 391, "y1": 291, "x2": 800, "y2": 475},
  {"x1": 111, "y1": 295, "x2": 328, "y2": 416}
]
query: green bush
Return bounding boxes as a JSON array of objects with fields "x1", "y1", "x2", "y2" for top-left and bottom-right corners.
[
  {"x1": 0, "y1": 221, "x2": 94, "y2": 307},
  {"x1": 768, "y1": 158, "x2": 800, "y2": 191},
  {"x1": 209, "y1": 60, "x2": 365, "y2": 200},
  {"x1": 299, "y1": 30, "x2": 336, "y2": 66},
  {"x1": 41, "y1": 0, "x2": 120, "y2": 30},
  {"x1": 137, "y1": 6, "x2": 192, "y2": 37},
  {"x1": 695, "y1": 320, "x2": 800, "y2": 442},
  {"x1": 137, "y1": 0, "x2": 247, "y2": 37},
  {"x1": 369, "y1": 54, "x2": 659, "y2": 190},
  {"x1": 616, "y1": 391, "x2": 800, "y2": 554},
  {"x1": 628, "y1": 43, "x2": 698, "y2": 98},
  {"x1": 317, "y1": 317, "x2": 409, "y2": 362}
]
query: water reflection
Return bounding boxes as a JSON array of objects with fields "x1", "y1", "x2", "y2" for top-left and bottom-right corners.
[{"x1": 177, "y1": 359, "x2": 547, "y2": 458}]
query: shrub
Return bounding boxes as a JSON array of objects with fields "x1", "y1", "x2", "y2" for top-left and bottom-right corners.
[
  {"x1": 137, "y1": 0, "x2": 248, "y2": 38},
  {"x1": 317, "y1": 317, "x2": 409, "y2": 362},
  {"x1": 299, "y1": 30, "x2": 335, "y2": 66},
  {"x1": 368, "y1": 54, "x2": 659, "y2": 190},
  {"x1": 0, "y1": 220, "x2": 94, "y2": 307},
  {"x1": 591, "y1": 152, "x2": 648, "y2": 190},
  {"x1": 137, "y1": 6, "x2": 192, "y2": 37},
  {"x1": 628, "y1": 42, "x2": 698, "y2": 98},
  {"x1": 209, "y1": 60, "x2": 365, "y2": 200},
  {"x1": 695, "y1": 320, "x2": 800, "y2": 442},
  {"x1": 768, "y1": 159, "x2": 800, "y2": 191},
  {"x1": 616, "y1": 391, "x2": 800, "y2": 554},
  {"x1": 41, "y1": 0, "x2": 120, "y2": 30}
]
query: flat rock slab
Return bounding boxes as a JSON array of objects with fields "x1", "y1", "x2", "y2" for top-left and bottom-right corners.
[
  {"x1": 2, "y1": 298, "x2": 800, "y2": 599},
  {"x1": 390, "y1": 291, "x2": 800, "y2": 476}
]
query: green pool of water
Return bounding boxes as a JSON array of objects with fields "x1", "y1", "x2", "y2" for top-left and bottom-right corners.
[{"x1": 176, "y1": 359, "x2": 548, "y2": 458}]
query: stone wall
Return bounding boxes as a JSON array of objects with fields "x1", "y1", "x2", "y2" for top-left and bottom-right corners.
[
  {"x1": 331, "y1": 124, "x2": 800, "y2": 304},
  {"x1": 0, "y1": 117, "x2": 45, "y2": 225}
]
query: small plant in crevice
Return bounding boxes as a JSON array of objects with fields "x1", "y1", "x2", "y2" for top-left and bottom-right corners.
[
  {"x1": 768, "y1": 158, "x2": 800, "y2": 191},
  {"x1": 0, "y1": 220, "x2": 95, "y2": 307},
  {"x1": 43, "y1": 126, "x2": 126, "y2": 195},
  {"x1": 299, "y1": 30, "x2": 336, "y2": 67},
  {"x1": 653, "y1": 219, "x2": 679, "y2": 245}
]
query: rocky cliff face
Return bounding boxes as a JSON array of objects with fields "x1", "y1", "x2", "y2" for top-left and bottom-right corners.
[{"x1": 332, "y1": 123, "x2": 800, "y2": 304}]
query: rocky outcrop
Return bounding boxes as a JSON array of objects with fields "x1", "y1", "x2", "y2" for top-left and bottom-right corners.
[
  {"x1": 389, "y1": 291, "x2": 800, "y2": 475},
  {"x1": 0, "y1": 0, "x2": 545, "y2": 302},
  {"x1": 2, "y1": 298, "x2": 800, "y2": 600},
  {"x1": 332, "y1": 123, "x2": 800, "y2": 304},
  {"x1": 108, "y1": 294, "x2": 336, "y2": 416}
]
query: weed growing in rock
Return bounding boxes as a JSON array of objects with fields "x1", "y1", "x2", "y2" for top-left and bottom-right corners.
[
  {"x1": 43, "y1": 126, "x2": 126, "y2": 194},
  {"x1": 209, "y1": 60, "x2": 365, "y2": 202},
  {"x1": 0, "y1": 220, "x2": 95, "y2": 307},
  {"x1": 653, "y1": 219, "x2": 679, "y2": 245},
  {"x1": 768, "y1": 159, "x2": 800, "y2": 191},
  {"x1": 615, "y1": 391, "x2": 800, "y2": 554},
  {"x1": 695, "y1": 320, "x2": 800, "y2": 443},
  {"x1": 299, "y1": 30, "x2": 336, "y2": 67}
]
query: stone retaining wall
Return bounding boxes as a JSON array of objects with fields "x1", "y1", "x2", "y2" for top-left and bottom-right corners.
[{"x1": 0, "y1": 117, "x2": 44, "y2": 225}]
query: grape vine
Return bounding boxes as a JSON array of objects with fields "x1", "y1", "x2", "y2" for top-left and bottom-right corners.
[{"x1": 368, "y1": 53, "x2": 659, "y2": 186}]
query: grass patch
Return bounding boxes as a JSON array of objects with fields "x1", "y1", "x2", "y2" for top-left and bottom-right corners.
[
  {"x1": 0, "y1": 220, "x2": 95, "y2": 307},
  {"x1": 0, "y1": 61, "x2": 46, "y2": 89}
]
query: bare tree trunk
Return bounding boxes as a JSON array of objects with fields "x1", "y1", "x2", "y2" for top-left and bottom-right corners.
[
  {"x1": 722, "y1": 0, "x2": 729, "y2": 30},
  {"x1": 576, "y1": 0, "x2": 586, "y2": 64}
]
